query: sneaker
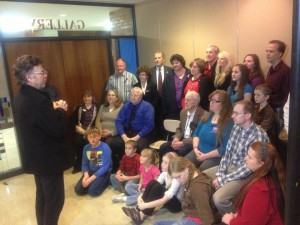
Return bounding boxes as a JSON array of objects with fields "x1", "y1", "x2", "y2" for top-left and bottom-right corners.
[{"x1": 112, "y1": 193, "x2": 126, "y2": 203}]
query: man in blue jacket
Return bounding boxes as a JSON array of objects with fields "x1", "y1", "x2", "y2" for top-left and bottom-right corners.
[{"x1": 110, "y1": 87, "x2": 154, "y2": 172}]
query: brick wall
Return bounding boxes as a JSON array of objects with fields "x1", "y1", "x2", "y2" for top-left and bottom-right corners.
[{"x1": 109, "y1": 8, "x2": 134, "y2": 36}]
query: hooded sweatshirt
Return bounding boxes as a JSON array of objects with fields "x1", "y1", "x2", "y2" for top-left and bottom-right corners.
[{"x1": 181, "y1": 172, "x2": 216, "y2": 225}]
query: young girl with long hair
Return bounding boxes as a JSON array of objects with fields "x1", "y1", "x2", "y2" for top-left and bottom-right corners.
[
  {"x1": 112, "y1": 148, "x2": 160, "y2": 206},
  {"x1": 227, "y1": 64, "x2": 253, "y2": 104},
  {"x1": 122, "y1": 152, "x2": 182, "y2": 224},
  {"x1": 222, "y1": 141, "x2": 286, "y2": 225},
  {"x1": 153, "y1": 157, "x2": 216, "y2": 225}
]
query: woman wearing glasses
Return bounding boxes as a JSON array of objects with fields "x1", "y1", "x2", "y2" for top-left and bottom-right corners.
[{"x1": 185, "y1": 90, "x2": 233, "y2": 171}]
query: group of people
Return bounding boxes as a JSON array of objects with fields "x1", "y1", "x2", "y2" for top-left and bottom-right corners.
[{"x1": 11, "y1": 38, "x2": 290, "y2": 225}]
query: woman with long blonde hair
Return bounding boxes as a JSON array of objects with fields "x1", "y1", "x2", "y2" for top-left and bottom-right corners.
[{"x1": 214, "y1": 51, "x2": 234, "y2": 91}]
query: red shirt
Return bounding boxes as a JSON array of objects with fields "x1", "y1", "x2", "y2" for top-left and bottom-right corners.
[
  {"x1": 119, "y1": 153, "x2": 140, "y2": 176},
  {"x1": 231, "y1": 178, "x2": 283, "y2": 225},
  {"x1": 181, "y1": 76, "x2": 201, "y2": 108},
  {"x1": 266, "y1": 61, "x2": 290, "y2": 108}
]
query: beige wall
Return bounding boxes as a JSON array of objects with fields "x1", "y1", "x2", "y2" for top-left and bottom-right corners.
[{"x1": 135, "y1": 0, "x2": 293, "y2": 75}]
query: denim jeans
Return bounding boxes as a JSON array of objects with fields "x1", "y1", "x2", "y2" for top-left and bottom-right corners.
[
  {"x1": 153, "y1": 218, "x2": 200, "y2": 225},
  {"x1": 75, "y1": 171, "x2": 110, "y2": 197},
  {"x1": 110, "y1": 173, "x2": 138, "y2": 192},
  {"x1": 124, "y1": 182, "x2": 141, "y2": 206}
]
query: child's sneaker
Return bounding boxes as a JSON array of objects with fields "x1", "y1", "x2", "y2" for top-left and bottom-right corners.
[{"x1": 112, "y1": 193, "x2": 126, "y2": 203}]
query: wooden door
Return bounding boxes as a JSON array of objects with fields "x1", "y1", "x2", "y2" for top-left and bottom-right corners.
[{"x1": 61, "y1": 40, "x2": 110, "y2": 112}]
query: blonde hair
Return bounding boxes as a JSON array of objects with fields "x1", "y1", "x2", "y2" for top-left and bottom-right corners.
[
  {"x1": 141, "y1": 148, "x2": 156, "y2": 164},
  {"x1": 214, "y1": 51, "x2": 234, "y2": 87}
]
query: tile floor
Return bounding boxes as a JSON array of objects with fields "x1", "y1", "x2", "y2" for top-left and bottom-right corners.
[{"x1": 0, "y1": 169, "x2": 183, "y2": 225}]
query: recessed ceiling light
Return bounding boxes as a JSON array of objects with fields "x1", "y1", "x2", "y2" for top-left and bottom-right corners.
[{"x1": 60, "y1": 14, "x2": 67, "y2": 17}]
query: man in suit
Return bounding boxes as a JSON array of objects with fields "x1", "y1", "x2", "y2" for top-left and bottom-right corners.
[
  {"x1": 150, "y1": 51, "x2": 172, "y2": 139},
  {"x1": 150, "y1": 51, "x2": 172, "y2": 95},
  {"x1": 12, "y1": 55, "x2": 74, "y2": 225},
  {"x1": 158, "y1": 91, "x2": 206, "y2": 166}
]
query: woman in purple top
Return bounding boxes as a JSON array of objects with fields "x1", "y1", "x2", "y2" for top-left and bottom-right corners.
[
  {"x1": 162, "y1": 54, "x2": 190, "y2": 120},
  {"x1": 244, "y1": 54, "x2": 265, "y2": 89}
]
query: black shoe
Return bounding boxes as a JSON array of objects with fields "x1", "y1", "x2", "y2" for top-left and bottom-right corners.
[
  {"x1": 121, "y1": 207, "x2": 131, "y2": 217},
  {"x1": 129, "y1": 208, "x2": 142, "y2": 225},
  {"x1": 71, "y1": 168, "x2": 81, "y2": 174}
]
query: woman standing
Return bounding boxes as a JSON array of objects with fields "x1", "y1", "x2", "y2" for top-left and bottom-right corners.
[
  {"x1": 153, "y1": 157, "x2": 216, "y2": 225},
  {"x1": 214, "y1": 51, "x2": 233, "y2": 91},
  {"x1": 95, "y1": 89, "x2": 123, "y2": 145},
  {"x1": 185, "y1": 90, "x2": 233, "y2": 171},
  {"x1": 71, "y1": 89, "x2": 99, "y2": 174},
  {"x1": 181, "y1": 58, "x2": 215, "y2": 111},
  {"x1": 222, "y1": 141, "x2": 285, "y2": 225},
  {"x1": 162, "y1": 54, "x2": 190, "y2": 120},
  {"x1": 134, "y1": 65, "x2": 160, "y2": 109},
  {"x1": 227, "y1": 64, "x2": 253, "y2": 104},
  {"x1": 243, "y1": 54, "x2": 265, "y2": 89}
]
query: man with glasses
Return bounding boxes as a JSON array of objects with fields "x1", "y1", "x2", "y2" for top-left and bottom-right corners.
[
  {"x1": 203, "y1": 100, "x2": 269, "y2": 216},
  {"x1": 12, "y1": 55, "x2": 74, "y2": 225}
]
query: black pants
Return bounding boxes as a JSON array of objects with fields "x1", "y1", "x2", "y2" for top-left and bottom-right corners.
[
  {"x1": 34, "y1": 173, "x2": 65, "y2": 225},
  {"x1": 109, "y1": 135, "x2": 151, "y2": 173},
  {"x1": 139, "y1": 180, "x2": 182, "y2": 216}
]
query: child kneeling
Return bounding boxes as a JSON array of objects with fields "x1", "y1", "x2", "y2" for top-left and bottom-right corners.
[{"x1": 74, "y1": 127, "x2": 112, "y2": 196}]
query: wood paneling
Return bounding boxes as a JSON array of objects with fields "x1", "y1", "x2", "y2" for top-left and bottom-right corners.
[
  {"x1": 4, "y1": 40, "x2": 110, "y2": 115},
  {"x1": 61, "y1": 40, "x2": 110, "y2": 111}
]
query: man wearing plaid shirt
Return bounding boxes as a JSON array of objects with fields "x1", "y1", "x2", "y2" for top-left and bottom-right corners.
[{"x1": 209, "y1": 100, "x2": 269, "y2": 215}]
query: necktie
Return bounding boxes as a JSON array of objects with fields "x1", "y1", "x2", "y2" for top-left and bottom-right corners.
[
  {"x1": 127, "y1": 106, "x2": 136, "y2": 135},
  {"x1": 158, "y1": 68, "x2": 162, "y2": 94}
]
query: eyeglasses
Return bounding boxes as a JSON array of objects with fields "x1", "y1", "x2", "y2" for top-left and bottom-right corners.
[
  {"x1": 209, "y1": 99, "x2": 221, "y2": 104},
  {"x1": 32, "y1": 70, "x2": 47, "y2": 75},
  {"x1": 232, "y1": 111, "x2": 247, "y2": 116}
]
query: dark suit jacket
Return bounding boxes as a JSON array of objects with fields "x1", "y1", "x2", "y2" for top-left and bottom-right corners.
[
  {"x1": 161, "y1": 68, "x2": 191, "y2": 120},
  {"x1": 150, "y1": 65, "x2": 172, "y2": 91},
  {"x1": 174, "y1": 106, "x2": 206, "y2": 146},
  {"x1": 134, "y1": 81, "x2": 160, "y2": 110},
  {"x1": 13, "y1": 84, "x2": 74, "y2": 175}
]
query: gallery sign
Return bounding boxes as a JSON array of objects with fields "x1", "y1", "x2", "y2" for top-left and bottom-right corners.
[{"x1": 31, "y1": 19, "x2": 85, "y2": 31}]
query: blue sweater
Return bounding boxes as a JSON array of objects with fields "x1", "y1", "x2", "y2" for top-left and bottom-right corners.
[
  {"x1": 82, "y1": 142, "x2": 112, "y2": 177},
  {"x1": 116, "y1": 100, "x2": 154, "y2": 137},
  {"x1": 193, "y1": 115, "x2": 234, "y2": 156}
]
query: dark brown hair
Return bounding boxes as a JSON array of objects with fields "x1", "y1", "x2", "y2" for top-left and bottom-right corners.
[
  {"x1": 229, "y1": 64, "x2": 250, "y2": 102},
  {"x1": 243, "y1": 54, "x2": 265, "y2": 83}
]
